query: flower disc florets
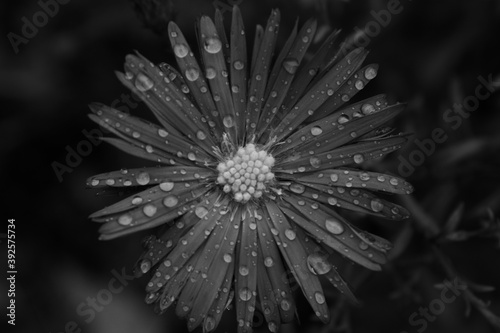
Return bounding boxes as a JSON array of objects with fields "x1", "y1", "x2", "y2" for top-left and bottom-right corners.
[{"x1": 216, "y1": 143, "x2": 275, "y2": 202}]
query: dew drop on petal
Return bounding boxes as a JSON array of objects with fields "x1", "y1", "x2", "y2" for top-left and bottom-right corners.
[
  {"x1": 204, "y1": 316, "x2": 216, "y2": 332},
  {"x1": 283, "y1": 58, "x2": 299, "y2": 74},
  {"x1": 118, "y1": 214, "x2": 133, "y2": 225},
  {"x1": 365, "y1": 66, "x2": 378, "y2": 80},
  {"x1": 160, "y1": 182, "x2": 174, "y2": 192},
  {"x1": 233, "y1": 60, "x2": 244, "y2": 70},
  {"x1": 330, "y1": 173, "x2": 339, "y2": 182},
  {"x1": 239, "y1": 266, "x2": 249, "y2": 276},
  {"x1": 327, "y1": 197, "x2": 338, "y2": 205},
  {"x1": 132, "y1": 196, "x2": 143, "y2": 205},
  {"x1": 185, "y1": 68, "x2": 200, "y2": 81},
  {"x1": 310, "y1": 157, "x2": 321, "y2": 168},
  {"x1": 289, "y1": 183, "x2": 305, "y2": 194},
  {"x1": 206, "y1": 67, "x2": 216, "y2": 79},
  {"x1": 223, "y1": 253, "x2": 232, "y2": 263},
  {"x1": 163, "y1": 195, "x2": 179, "y2": 208},
  {"x1": 239, "y1": 288, "x2": 252, "y2": 301},
  {"x1": 307, "y1": 253, "x2": 332, "y2": 275},
  {"x1": 197, "y1": 130, "x2": 207, "y2": 140},
  {"x1": 158, "y1": 129, "x2": 168, "y2": 137},
  {"x1": 314, "y1": 292, "x2": 326, "y2": 304},
  {"x1": 143, "y1": 204, "x2": 157, "y2": 217},
  {"x1": 135, "y1": 73, "x2": 154, "y2": 92},
  {"x1": 285, "y1": 229, "x2": 296, "y2": 240},
  {"x1": 360, "y1": 172, "x2": 370, "y2": 181},
  {"x1": 195, "y1": 206, "x2": 209, "y2": 218},
  {"x1": 361, "y1": 103, "x2": 375, "y2": 115},
  {"x1": 264, "y1": 257, "x2": 274, "y2": 267},
  {"x1": 390, "y1": 178, "x2": 399, "y2": 186},
  {"x1": 355, "y1": 80, "x2": 364, "y2": 90},
  {"x1": 353, "y1": 154, "x2": 364, "y2": 164},
  {"x1": 223, "y1": 115, "x2": 235, "y2": 128},
  {"x1": 136, "y1": 172, "x2": 150, "y2": 185},
  {"x1": 325, "y1": 218, "x2": 344, "y2": 234},
  {"x1": 204, "y1": 37, "x2": 222, "y2": 54},
  {"x1": 173, "y1": 44, "x2": 189, "y2": 58},
  {"x1": 370, "y1": 199, "x2": 384, "y2": 212},
  {"x1": 311, "y1": 126, "x2": 323, "y2": 136}
]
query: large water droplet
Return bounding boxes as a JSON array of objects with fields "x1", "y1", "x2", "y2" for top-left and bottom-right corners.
[
  {"x1": 370, "y1": 199, "x2": 384, "y2": 212},
  {"x1": 361, "y1": 103, "x2": 375, "y2": 115},
  {"x1": 223, "y1": 115, "x2": 235, "y2": 128},
  {"x1": 283, "y1": 58, "x2": 299, "y2": 74},
  {"x1": 290, "y1": 183, "x2": 305, "y2": 194},
  {"x1": 239, "y1": 266, "x2": 249, "y2": 276},
  {"x1": 195, "y1": 206, "x2": 209, "y2": 218},
  {"x1": 204, "y1": 316, "x2": 216, "y2": 332},
  {"x1": 307, "y1": 253, "x2": 332, "y2": 275},
  {"x1": 264, "y1": 257, "x2": 274, "y2": 267},
  {"x1": 364, "y1": 66, "x2": 378, "y2": 80},
  {"x1": 135, "y1": 73, "x2": 154, "y2": 92},
  {"x1": 160, "y1": 182, "x2": 174, "y2": 192},
  {"x1": 310, "y1": 157, "x2": 321, "y2": 168},
  {"x1": 143, "y1": 204, "x2": 157, "y2": 217},
  {"x1": 185, "y1": 68, "x2": 200, "y2": 81},
  {"x1": 325, "y1": 218, "x2": 344, "y2": 234},
  {"x1": 355, "y1": 80, "x2": 364, "y2": 90},
  {"x1": 353, "y1": 154, "x2": 364, "y2": 164},
  {"x1": 136, "y1": 172, "x2": 150, "y2": 185},
  {"x1": 239, "y1": 288, "x2": 252, "y2": 301},
  {"x1": 132, "y1": 196, "x2": 143, "y2": 205},
  {"x1": 206, "y1": 67, "x2": 216, "y2": 79},
  {"x1": 197, "y1": 130, "x2": 207, "y2": 140},
  {"x1": 173, "y1": 44, "x2": 189, "y2": 58},
  {"x1": 314, "y1": 292, "x2": 326, "y2": 304},
  {"x1": 223, "y1": 253, "x2": 232, "y2": 263},
  {"x1": 163, "y1": 195, "x2": 179, "y2": 207},
  {"x1": 204, "y1": 37, "x2": 222, "y2": 54},
  {"x1": 140, "y1": 259, "x2": 151, "y2": 273},
  {"x1": 233, "y1": 60, "x2": 244, "y2": 70},
  {"x1": 118, "y1": 214, "x2": 133, "y2": 225},
  {"x1": 311, "y1": 126, "x2": 323, "y2": 136},
  {"x1": 285, "y1": 229, "x2": 296, "y2": 240}
]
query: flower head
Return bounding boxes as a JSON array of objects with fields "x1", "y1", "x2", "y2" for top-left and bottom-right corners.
[{"x1": 88, "y1": 6, "x2": 413, "y2": 333}]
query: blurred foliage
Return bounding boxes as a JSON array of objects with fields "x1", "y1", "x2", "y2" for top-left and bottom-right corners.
[{"x1": 1, "y1": 0, "x2": 500, "y2": 332}]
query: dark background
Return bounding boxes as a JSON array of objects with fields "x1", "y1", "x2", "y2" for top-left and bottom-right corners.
[{"x1": 1, "y1": 0, "x2": 500, "y2": 332}]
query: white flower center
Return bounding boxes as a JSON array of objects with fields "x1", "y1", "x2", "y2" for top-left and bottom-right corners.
[{"x1": 216, "y1": 144, "x2": 275, "y2": 203}]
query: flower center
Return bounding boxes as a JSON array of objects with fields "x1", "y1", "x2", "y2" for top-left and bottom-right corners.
[{"x1": 216, "y1": 144, "x2": 275, "y2": 203}]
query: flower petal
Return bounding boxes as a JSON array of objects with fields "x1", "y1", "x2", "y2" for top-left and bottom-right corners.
[
  {"x1": 88, "y1": 103, "x2": 215, "y2": 165},
  {"x1": 270, "y1": 47, "x2": 368, "y2": 142},
  {"x1": 295, "y1": 169, "x2": 413, "y2": 195},
  {"x1": 275, "y1": 134, "x2": 409, "y2": 173},
  {"x1": 168, "y1": 21, "x2": 224, "y2": 137},
  {"x1": 245, "y1": 9, "x2": 280, "y2": 140},
  {"x1": 256, "y1": 19, "x2": 317, "y2": 141},
  {"x1": 308, "y1": 64, "x2": 380, "y2": 122},
  {"x1": 280, "y1": 195, "x2": 385, "y2": 270},
  {"x1": 275, "y1": 103, "x2": 404, "y2": 157},
  {"x1": 264, "y1": 201, "x2": 330, "y2": 323},
  {"x1": 234, "y1": 208, "x2": 258, "y2": 333},
  {"x1": 230, "y1": 6, "x2": 248, "y2": 144},
  {"x1": 255, "y1": 207, "x2": 295, "y2": 324},
  {"x1": 199, "y1": 16, "x2": 238, "y2": 143},
  {"x1": 203, "y1": 261, "x2": 235, "y2": 332}
]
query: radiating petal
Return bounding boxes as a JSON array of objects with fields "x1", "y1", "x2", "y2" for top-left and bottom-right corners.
[{"x1": 264, "y1": 201, "x2": 330, "y2": 323}]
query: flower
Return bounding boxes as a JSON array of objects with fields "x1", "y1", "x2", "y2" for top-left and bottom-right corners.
[{"x1": 87, "y1": 6, "x2": 413, "y2": 333}]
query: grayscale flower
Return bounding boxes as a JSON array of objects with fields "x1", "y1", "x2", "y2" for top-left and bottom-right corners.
[{"x1": 87, "y1": 6, "x2": 413, "y2": 333}]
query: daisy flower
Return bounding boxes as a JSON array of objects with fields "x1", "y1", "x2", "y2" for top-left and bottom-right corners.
[{"x1": 87, "y1": 6, "x2": 413, "y2": 333}]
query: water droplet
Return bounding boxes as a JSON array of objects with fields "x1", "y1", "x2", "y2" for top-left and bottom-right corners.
[
  {"x1": 204, "y1": 316, "x2": 216, "y2": 332},
  {"x1": 173, "y1": 44, "x2": 189, "y2": 58},
  {"x1": 223, "y1": 115, "x2": 234, "y2": 128},
  {"x1": 231, "y1": 85, "x2": 239, "y2": 93},
  {"x1": 239, "y1": 288, "x2": 252, "y2": 301},
  {"x1": 389, "y1": 178, "x2": 399, "y2": 186},
  {"x1": 204, "y1": 37, "x2": 222, "y2": 54},
  {"x1": 159, "y1": 182, "x2": 174, "y2": 192},
  {"x1": 285, "y1": 229, "x2": 296, "y2": 240},
  {"x1": 310, "y1": 157, "x2": 321, "y2": 168},
  {"x1": 205, "y1": 67, "x2": 217, "y2": 79},
  {"x1": 140, "y1": 259, "x2": 151, "y2": 273},
  {"x1": 283, "y1": 58, "x2": 299, "y2": 74},
  {"x1": 135, "y1": 73, "x2": 154, "y2": 92},
  {"x1": 132, "y1": 196, "x2": 143, "y2": 205},
  {"x1": 325, "y1": 218, "x2": 344, "y2": 234},
  {"x1": 314, "y1": 292, "x2": 325, "y2": 304},
  {"x1": 338, "y1": 115, "x2": 349, "y2": 124},
  {"x1": 118, "y1": 214, "x2": 133, "y2": 225},
  {"x1": 239, "y1": 266, "x2": 249, "y2": 276},
  {"x1": 311, "y1": 126, "x2": 323, "y2": 136},
  {"x1": 360, "y1": 173, "x2": 370, "y2": 181},
  {"x1": 163, "y1": 195, "x2": 178, "y2": 207},
  {"x1": 136, "y1": 172, "x2": 150, "y2": 185},
  {"x1": 307, "y1": 253, "x2": 332, "y2": 275},
  {"x1": 353, "y1": 154, "x2": 364, "y2": 164},
  {"x1": 264, "y1": 257, "x2": 274, "y2": 267},
  {"x1": 370, "y1": 199, "x2": 384, "y2": 212},
  {"x1": 359, "y1": 242, "x2": 369, "y2": 250},
  {"x1": 158, "y1": 129, "x2": 168, "y2": 137},
  {"x1": 327, "y1": 89, "x2": 334, "y2": 96},
  {"x1": 195, "y1": 206, "x2": 209, "y2": 218},
  {"x1": 185, "y1": 68, "x2": 199, "y2": 81},
  {"x1": 361, "y1": 103, "x2": 375, "y2": 115},
  {"x1": 327, "y1": 197, "x2": 338, "y2": 205},
  {"x1": 233, "y1": 61, "x2": 244, "y2": 70},
  {"x1": 197, "y1": 130, "x2": 207, "y2": 140},
  {"x1": 143, "y1": 204, "x2": 157, "y2": 217},
  {"x1": 268, "y1": 322, "x2": 278, "y2": 332},
  {"x1": 341, "y1": 94, "x2": 350, "y2": 102},
  {"x1": 280, "y1": 299, "x2": 291, "y2": 310},
  {"x1": 290, "y1": 183, "x2": 305, "y2": 194},
  {"x1": 365, "y1": 66, "x2": 378, "y2": 80},
  {"x1": 330, "y1": 173, "x2": 339, "y2": 182},
  {"x1": 355, "y1": 80, "x2": 364, "y2": 90},
  {"x1": 223, "y1": 253, "x2": 232, "y2": 263}
]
